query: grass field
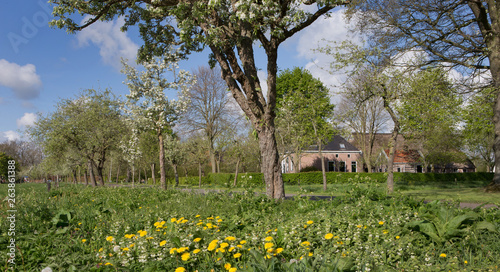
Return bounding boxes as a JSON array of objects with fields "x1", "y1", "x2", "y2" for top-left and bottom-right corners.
[
  {"x1": 0, "y1": 181, "x2": 499, "y2": 271},
  {"x1": 179, "y1": 179, "x2": 499, "y2": 204}
]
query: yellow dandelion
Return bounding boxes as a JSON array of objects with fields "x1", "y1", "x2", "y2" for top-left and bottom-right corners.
[
  {"x1": 264, "y1": 243, "x2": 274, "y2": 250},
  {"x1": 193, "y1": 249, "x2": 201, "y2": 254},
  {"x1": 301, "y1": 241, "x2": 311, "y2": 246},
  {"x1": 181, "y1": 252, "x2": 190, "y2": 261},
  {"x1": 171, "y1": 218, "x2": 177, "y2": 222},
  {"x1": 229, "y1": 268, "x2": 237, "y2": 272},
  {"x1": 356, "y1": 225, "x2": 362, "y2": 228},
  {"x1": 234, "y1": 253, "x2": 242, "y2": 258},
  {"x1": 439, "y1": 253, "x2": 447, "y2": 258},
  {"x1": 177, "y1": 247, "x2": 188, "y2": 253},
  {"x1": 122, "y1": 247, "x2": 129, "y2": 251},
  {"x1": 307, "y1": 220, "x2": 314, "y2": 225},
  {"x1": 170, "y1": 248, "x2": 177, "y2": 254},
  {"x1": 240, "y1": 240, "x2": 247, "y2": 244},
  {"x1": 220, "y1": 242, "x2": 229, "y2": 249},
  {"x1": 98, "y1": 248, "x2": 103, "y2": 252},
  {"x1": 276, "y1": 248, "x2": 283, "y2": 254},
  {"x1": 308, "y1": 252, "x2": 313, "y2": 257},
  {"x1": 139, "y1": 230, "x2": 147, "y2": 237},
  {"x1": 104, "y1": 262, "x2": 112, "y2": 266},
  {"x1": 395, "y1": 236, "x2": 400, "y2": 239},
  {"x1": 378, "y1": 221, "x2": 384, "y2": 225},
  {"x1": 81, "y1": 239, "x2": 87, "y2": 243},
  {"x1": 175, "y1": 267, "x2": 186, "y2": 272},
  {"x1": 264, "y1": 236, "x2": 273, "y2": 242},
  {"x1": 464, "y1": 260, "x2": 468, "y2": 264},
  {"x1": 383, "y1": 230, "x2": 389, "y2": 234},
  {"x1": 195, "y1": 214, "x2": 201, "y2": 217},
  {"x1": 225, "y1": 236, "x2": 236, "y2": 241},
  {"x1": 160, "y1": 240, "x2": 167, "y2": 246},
  {"x1": 324, "y1": 233, "x2": 334, "y2": 240},
  {"x1": 224, "y1": 263, "x2": 232, "y2": 270}
]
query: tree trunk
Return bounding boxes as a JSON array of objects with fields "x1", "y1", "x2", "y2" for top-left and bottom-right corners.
[
  {"x1": 383, "y1": 98, "x2": 400, "y2": 195},
  {"x1": 125, "y1": 166, "x2": 130, "y2": 183},
  {"x1": 78, "y1": 166, "x2": 81, "y2": 184},
  {"x1": 258, "y1": 125, "x2": 285, "y2": 199},
  {"x1": 174, "y1": 164, "x2": 179, "y2": 187},
  {"x1": 158, "y1": 131, "x2": 167, "y2": 190},
  {"x1": 88, "y1": 161, "x2": 97, "y2": 187},
  {"x1": 132, "y1": 164, "x2": 135, "y2": 188},
  {"x1": 116, "y1": 164, "x2": 120, "y2": 184},
  {"x1": 84, "y1": 166, "x2": 88, "y2": 186},
  {"x1": 233, "y1": 157, "x2": 240, "y2": 187},
  {"x1": 72, "y1": 169, "x2": 77, "y2": 184},
  {"x1": 151, "y1": 163, "x2": 156, "y2": 185},
  {"x1": 198, "y1": 162, "x2": 202, "y2": 188},
  {"x1": 108, "y1": 158, "x2": 112, "y2": 183},
  {"x1": 209, "y1": 147, "x2": 217, "y2": 173},
  {"x1": 318, "y1": 140, "x2": 327, "y2": 191}
]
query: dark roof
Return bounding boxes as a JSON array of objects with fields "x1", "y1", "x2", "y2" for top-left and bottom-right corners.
[{"x1": 306, "y1": 135, "x2": 361, "y2": 152}]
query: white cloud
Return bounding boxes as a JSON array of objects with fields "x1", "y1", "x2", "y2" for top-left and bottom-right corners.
[
  {"x1": 77, "y1": 16, "x2": 139, "y2": 70},
  {"x1": 0, "y1": 131, "x2": 21, "y2": 142},
  {"x1": 292, "y1": 9, "x2": 361, "y2": 101},
  {"x1": 16, "y1": 112, "x2": 37, "y2": 128},
  {"x1": 0, "y1": 59, "x2": 42, "y2": 100}
]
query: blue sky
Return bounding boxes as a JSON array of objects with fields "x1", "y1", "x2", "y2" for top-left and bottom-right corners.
[{"x1": 0, "y1": 1, "x2": 353, "y2": 142}]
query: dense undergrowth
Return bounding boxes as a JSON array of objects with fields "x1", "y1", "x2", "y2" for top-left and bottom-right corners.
[{"x1": 0, "y1": 182, "x2": 499, "y2": 271}]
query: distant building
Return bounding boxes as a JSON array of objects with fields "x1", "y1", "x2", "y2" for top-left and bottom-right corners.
[{"x1": 281, "y1": 135, "x2": 362, "y2": 173}]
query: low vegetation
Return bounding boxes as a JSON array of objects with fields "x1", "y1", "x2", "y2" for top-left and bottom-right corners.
[{"x1": 1, "y1": 179, "x2": 499, "y2": 271}]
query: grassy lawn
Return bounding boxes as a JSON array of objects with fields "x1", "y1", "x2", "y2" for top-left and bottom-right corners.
[
  {"x1": 179, "y1": 180, "x2": 500, "y2": 204},
  {"x1": 1, "y1": 182, "x2": 499, "y2": 271}
]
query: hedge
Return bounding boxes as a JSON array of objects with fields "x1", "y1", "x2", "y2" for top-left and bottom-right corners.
[
  {"x1": 178, "y1": 172, "x2": 264, "y2": 187},
  {"x1": 177, "y1": 172, "x2": 493, "y2": 187}
]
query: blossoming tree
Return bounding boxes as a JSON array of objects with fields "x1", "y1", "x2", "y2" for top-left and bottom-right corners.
[
  {"x1": 121, "y1": 57, "x2": 193, "y2": 190},
  {"x1": 50, "y1": 0, "x2": 348, "y2": 199}
]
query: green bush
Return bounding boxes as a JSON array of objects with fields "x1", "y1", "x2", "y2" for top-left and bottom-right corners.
[
  {"x1": 179, "y1": 173, "x2": 264, "y2": 187},
  {"x1": 283, "y1": 172, "x2": 388, "y2": 185},
  {"x1": 394, "y1": 172, "x2": 494, "y2": 185}
]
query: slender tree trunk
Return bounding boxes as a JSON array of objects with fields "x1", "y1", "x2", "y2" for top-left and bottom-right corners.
[
  {"x1": 198, "y1": 162, "x2": 202, "y2": 188},
  {"x1": 84, "y1": 167, "x2": 88, "y2": 186},
  {"x1": 108, "y1": 158, "x2": 112, "y2": 183},
  {"x1": 72, "y1": 169, "x2": 77, "y2": 184},
  {"x1": 383, "y1": 98, "x2": 400, "y2": 194},
  {"x1": 158, "y1": 130, "x2": 167, "y2": 190},
  {"x1": 132, "y1": 164, "x2": 135, "y2": 188},
  {"x1": 78, "y1": 166, "x2": 81, "y2": 184},
  {"x1": 56, "y1": 174, "x2": 59, "y2": 188},
  {"x1": 151, "y1": 163, "x2": 156, "y2": 185},
  {"x1": 233, "y1": 157, "x2": 240, "y2": 187},
  {"x1": 88, "y1": 161, "x2": 97, "y2": 187},
  {"x1": 319, "y1": 140, "x2": 327, "y2": 191},
  {"x1": 116, "y1": 164, "x2": 120, "y2": 184},
  {"x1": 216, "y1": 156, "x2": 221, "y2": 173},
  {"x1": 174, "y1": 164, "x2": 179, "y2": 187},
  {"x1": 125, "y1": 166, "x2": 131, "y2": 183}
]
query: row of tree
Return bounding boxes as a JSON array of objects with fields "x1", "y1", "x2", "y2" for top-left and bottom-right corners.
[{"x1": 20, "y1": 0, "x2": 500, "y2": 196}]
